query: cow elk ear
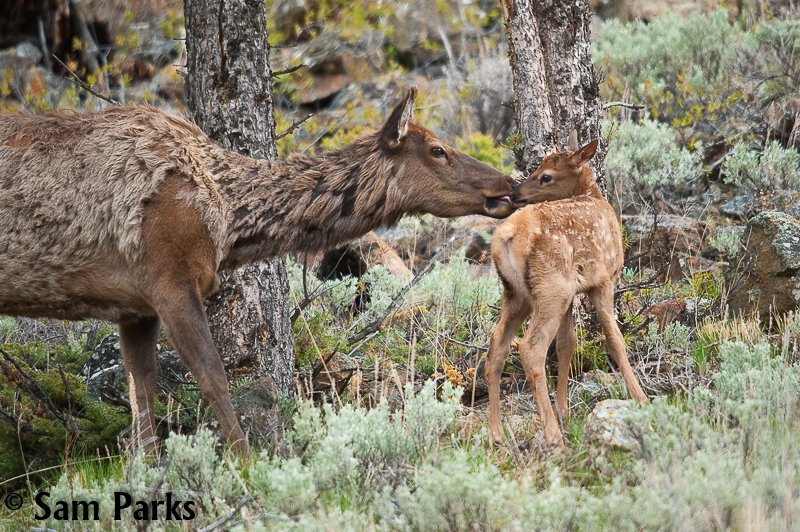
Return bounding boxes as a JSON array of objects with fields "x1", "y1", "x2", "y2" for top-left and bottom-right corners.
[
  {"x1": 571, "y1": 139, "x2": 598, "y2": 166},
  {"x1": 567, "y1": 129, "x2": 579, "y2": 152},
  {"x1": 382, "y1": 86, "x2": 417, "y2": 148}
]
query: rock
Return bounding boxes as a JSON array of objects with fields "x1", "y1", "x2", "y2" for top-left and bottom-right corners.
[
  {"x1": 720, "y1": 190, "x2": 760, "y2": 220},
  {"x1": 289, "y1": 30, "x2": 377, "y2": 107},
  {"x1": 583, "y1": 398, "x2": 636, "y2": 451},
  {"x1": 720, "y1": 189, "x2": 800, "y2": 221},
  {"x1": 622, "y1": 214, "x2": 707, "y2": 274},
  {"x1": 726, "y1": 211, "x2": 800, "y2": 320},
  {"x1": 577, "y1": 370, "x2": 620, "y2": 403},
  {"x1": 315, "y1": 230, "x2": 412, "y2": 288}
]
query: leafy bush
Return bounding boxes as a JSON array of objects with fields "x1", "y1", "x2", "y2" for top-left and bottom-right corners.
[
  {"x1": 604, "y1": 118, "x2": 703, "y2": 211},
  {"x1": 737, "y1": 18, "x2": 800, "y2": 107},
  {"x1": 392, "y1": 449, "x2": 514, "y2": 531},
  {"x1": 252, "y1": 381, "x2": 462, "y2": 510},
  {"x1": 708, "y1": 224, "x2": 745, "y2": 258},
  {"x1": 722, "y1": 141, "x2": 800, "y2": 190},
  {"x1": 0, "y1": 316, "x2": 15, "y2": 342},
  {"x1": 456, "y1": 132, "x2": 514, "y2": 174},
  {"x1": 594, "y1": 10, "x2": 747, "y2": 135},
  {"x1": 0, "y1": 342, "x2": 130, "y2": 481}
]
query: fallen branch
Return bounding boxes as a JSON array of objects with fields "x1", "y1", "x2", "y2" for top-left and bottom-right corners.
[
  {"x1": 604, "y1": 101, "x2": 645, "y2": 111},
  {"x1": 271, "y1": 64, "x2": 305, "y2": 77},
  {"x1": 347, "y1": 233, "x2": 461, "y2": 344},
  {"x1": 52, "y1": 54, "x2": 119, "y2": 106},
  {"x1": 276, "y1": 113, "x2": 313, "y2": 140}
]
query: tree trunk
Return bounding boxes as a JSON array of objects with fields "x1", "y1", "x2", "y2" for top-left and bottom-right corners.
[
  {"x1": 502, "y1": 0, "x2": 606, "y2": 189},
  {"x1": 184, "y1": 0, "x2": 294, "y2": 440}
]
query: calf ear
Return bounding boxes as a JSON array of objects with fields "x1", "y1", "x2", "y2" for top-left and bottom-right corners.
[
  {"x1": 571, "y1": 139, "x2": 599, "y2": 166},
  {"x1": 381, "y1": 87, "x2": 417, "y2": 147},
  {"x1": 567, "y1": 129, "x2": 579, "y2": 152}
]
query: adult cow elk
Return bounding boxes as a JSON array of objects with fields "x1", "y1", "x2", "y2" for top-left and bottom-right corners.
[
  {"x1": 485, "y1": 133, "x2": 647, "y2": 447},
  {"x1": 0, "y1": 88, "x2": 516, "y2": 454}
]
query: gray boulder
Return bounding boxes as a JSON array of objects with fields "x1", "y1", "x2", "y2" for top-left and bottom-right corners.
[{"x1": 726, "y1": 211, "x2": 800, "y2": 320}]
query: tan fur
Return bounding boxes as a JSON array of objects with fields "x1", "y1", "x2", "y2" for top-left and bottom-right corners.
[
  {"x1": 0, "y1": 89, "x2": 515, "y2": 454},
  {"x1": 485, "y1": 139, "x2": 648, "y2": 447}
]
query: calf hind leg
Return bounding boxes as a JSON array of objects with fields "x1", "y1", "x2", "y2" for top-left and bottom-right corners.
[
  {"x1": 520, "y1": 307, "x2": 569, "y2": 447},
  {"x1": 588, "y1": 283, "x2": 648, "y2": 404},
  {"x1": 555, "y1": 301, "x2": 577, "y2": 421},
  {"x1": 486, "y1": 288, "x2": 531, "y2": 445}
]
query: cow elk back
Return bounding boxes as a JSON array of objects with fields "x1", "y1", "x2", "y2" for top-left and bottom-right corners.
[{"x1": 485, "y1": 134, "x2": 647, "y2": 447}]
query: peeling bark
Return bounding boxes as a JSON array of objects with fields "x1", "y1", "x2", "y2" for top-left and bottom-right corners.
[
  {"x1": 184, "y1": 0, "x2": 294, "y2": 400},
  {"x1": 502, "y1": 0, "x2": 607, "y2": 190}
]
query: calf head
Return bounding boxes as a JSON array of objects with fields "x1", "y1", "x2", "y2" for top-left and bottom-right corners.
[{"x1": 514, "y1": 132, "x2": 599, "y2": 205}]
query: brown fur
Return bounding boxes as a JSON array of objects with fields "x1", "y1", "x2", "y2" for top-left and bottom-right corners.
[
  {"x1": 0, "y1": 88, "x2": 515, "y2": 454},
  {"x1": 485, "y1": 138, "x2": 648, "y2": 447}
]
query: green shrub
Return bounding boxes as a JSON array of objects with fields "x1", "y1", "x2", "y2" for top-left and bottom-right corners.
[
  {"x1": 456, "y1": 132, "x2": 514, "y2": 174},
  {"x1": 252, "y1": 381, "x2": 462, "y2": 514},
  {"x1": 722, "y1": 141, "x2": 800, "y2": 190},
  {"x1": 594, "y1": 10, "x2": 747, "y2": 133},
  {"x1": 0, "y1": 316, "x2": 15, "y2": 342},
  {"x1": 604, "y1": 119, "x2": 702, "y2": 211},
  {"x1": 392, "y1": 449, "x2": 514, "y2": 531},
  {"x1": 708, "y1": 225, "x2": 745, "y2": 258}
]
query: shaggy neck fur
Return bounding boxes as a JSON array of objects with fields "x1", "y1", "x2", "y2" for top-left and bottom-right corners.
[{"x1": 214, "y1": 133, "x2": 407, "y2": 268}]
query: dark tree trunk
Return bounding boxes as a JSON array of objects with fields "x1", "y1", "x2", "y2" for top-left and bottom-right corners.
[
  {"x1": 502, "y1": 0, "x2": 606, "y2": 189},
  {"x1": 184, "y1": 0, "x2": 294, "y2": 440}
]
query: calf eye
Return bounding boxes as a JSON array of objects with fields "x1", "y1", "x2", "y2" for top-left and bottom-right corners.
[
  {"x1": 431, "y1": 146, "x2": 447, "y2": 159},
  {"x1": 540, "y1": 174, "x2": 553, "y2": 184}
]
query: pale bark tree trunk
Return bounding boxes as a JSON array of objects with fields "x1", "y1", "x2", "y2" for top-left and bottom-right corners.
[
  {"x1": 502, "y1": 0, "x2": 606, "y2": 189},
  {"x1": 184, "y1": 0, "x2": 294, "y2": 440}
]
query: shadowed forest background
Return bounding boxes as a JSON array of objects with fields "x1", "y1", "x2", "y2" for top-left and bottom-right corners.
[{"x1": 1, "y1": 0, "x2": 800, "y2": 529}]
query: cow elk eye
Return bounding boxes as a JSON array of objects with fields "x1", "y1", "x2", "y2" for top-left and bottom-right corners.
[
  {"x1": 540, "y1": 174, "x2": 553, "y2": 184},
  {"x1": 431, "y1": 146, "x2": 447, "y2": 159}
]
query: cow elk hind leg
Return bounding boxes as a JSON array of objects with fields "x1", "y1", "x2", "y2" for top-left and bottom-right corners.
[{"x1": 119, "y1": 316, "x2": 160, "y2": 452}]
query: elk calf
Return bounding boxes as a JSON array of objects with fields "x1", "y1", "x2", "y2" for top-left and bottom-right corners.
[
  {"x1": 485, "y1": 135, "x2": 647, "y2": 447},
  {"x1": 0, "y1": 88, "x2": 516, "y2": 454}
]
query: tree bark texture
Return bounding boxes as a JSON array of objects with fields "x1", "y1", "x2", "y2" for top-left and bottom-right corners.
[
  {"x1": 184, "y1": 0, "x2": 294, "y2": 397},
  {"x1": 502, "y1": 0, "x2": 606, "y2": 188}
]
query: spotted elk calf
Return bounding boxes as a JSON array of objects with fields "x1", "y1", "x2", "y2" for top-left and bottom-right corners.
[
  {"x1": 485, "y1": 134, "x2": 648, "y2": 446},
  {"x1": 0, "y1": 88, "x2": 516, "y2": 454}
]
